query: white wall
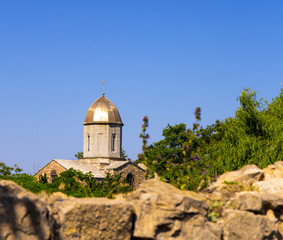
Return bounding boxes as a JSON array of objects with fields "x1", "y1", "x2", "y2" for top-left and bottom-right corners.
[{"x1": 83, "y1": 124, "x2": 122, "y2": 159}]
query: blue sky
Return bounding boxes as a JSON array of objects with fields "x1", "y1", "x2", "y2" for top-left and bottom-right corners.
[{"x1": 1, "y1": 1, "x2": 282, "y2": 173}]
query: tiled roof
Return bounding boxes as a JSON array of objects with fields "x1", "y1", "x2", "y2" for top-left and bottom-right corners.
[{"x1": 54, "y1": 159, "x2": 106, "y2": 178}]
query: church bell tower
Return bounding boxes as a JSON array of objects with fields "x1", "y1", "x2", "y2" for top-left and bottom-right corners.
[{"x1": 81, "y1": 82, "x2": 124, "y2": 166}]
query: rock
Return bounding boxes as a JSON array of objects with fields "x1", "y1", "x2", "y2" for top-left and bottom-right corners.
[
  {"x1": 228, "y1": 192, "x2": 262, "y2": 212},
  {"x1": 3, "y1": 161, "x2": 283, "y2": 240},
  {"x1": 263, "y1": 161, "x2": 283, "y2": 180},
  {"x1": 278, "y1": 220, "x2": 283, "y2": 236},
  {"x1": 52, "y1": 198, "x2": 134, "y2": 240},
  {"x1": 0, "y1": 180, "x2": 53, "y2": 240},
  {"x1": 266, "y1": 209, "x2": 276, "y2": 219},
  {"x1": 253, "y1": 178, "x2": 283, "y2": 210},
  {"x1": 207, "y1": 165, "x2": 264, "y2": 192},
  {"x1": 0, "y1": 180, "x2": 134, "y2": 240},
  {"x1": 126, "y1": 179, "x2": 221, "y2": 240},
  {"x1": 190, "y1": 220, "x2": 222, "y2": 240},
  {"x1": 254, "y1": 178, "x2": 283, "y2": 195},
  {"x1": 222, "y1": 209, "x2": 278, "y2": 240},
  {"x1": 260, "y1": 193, "x2": 283, "y2": 210}
]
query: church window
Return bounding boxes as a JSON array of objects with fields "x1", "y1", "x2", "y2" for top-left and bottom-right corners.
[
  {"x1": 87, "y1": 135, "x2": 90, "y2": 151},
  {"x1": 51, "y1": 170, "x2": 57, "y2": 182},
  {"x1": 126, "y1": 173, "x2": 134, "y2": 188},
  {"x1": 111, "y1": 134, "x2": 116, "y2": 152}
]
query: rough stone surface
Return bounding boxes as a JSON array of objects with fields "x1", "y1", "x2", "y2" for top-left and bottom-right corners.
[
  {"x1": 261, "y1": 193, "x2": 283, "y2": 210},
  {"x1": 0, "y1": 180, "x2": 53, "y2": 240},
  {"x1": 52, "y1": 198, "x2": 134, "y2": 240},
  {"x1": 221, "y1": 209, "x2": 278, "y2": 240},
  {"x1": 228, "y1": 191, "x2": 263, "y2": 212},
  {"x1": 207, "y1": 164, "x2": 264, "y2": 192},
  {"x1": 254, "y1": 178, "x2": 283, "y2": 195},
  {"x1": 114, "y1": 163, "x2": 145, "y2": 189},
  {"x1": 4, "y1": 161, "x2": 283, "y2": 239},
  {"x1": 263, "y1": 161, "x2": 283, "y2": 180},
  {"x1": 125, "y1": 179, "x2": 221, "y2": 240}
]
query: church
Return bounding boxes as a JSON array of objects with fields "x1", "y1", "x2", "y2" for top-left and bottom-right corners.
[{"x1": 35, "y1": 86, "x2": 146, "y2": 189}]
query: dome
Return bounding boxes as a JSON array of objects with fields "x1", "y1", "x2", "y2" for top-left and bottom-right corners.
[{"x1": 84, "y1": 96, "x2": 123, "y2": 125}]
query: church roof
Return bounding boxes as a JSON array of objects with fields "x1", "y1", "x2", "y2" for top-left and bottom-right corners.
[
  {"x1": 105, "y1": 161, "x2": 129, "y2": 170},
  {"x1": 54, "y1": 159, "x2": 106, "y2": 178},
  {"x1": 84, "y1": 95, "x2": 123, "y2": 125},
  {"x1": 105, "y1": 161, "x2": 146, "y2": 172}
]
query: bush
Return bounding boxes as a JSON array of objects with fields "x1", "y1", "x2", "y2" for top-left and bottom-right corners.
[{"x1": 0, "y1": 163, "x2": 132, "y2": 198}]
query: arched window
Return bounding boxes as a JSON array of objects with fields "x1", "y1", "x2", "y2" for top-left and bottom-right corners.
[
  {"x1": 51, "y1": 170, "x2": 57, "y2": 181},
  {"x1": 126, "y1": 173, "x2": 134, "y2": 188}
]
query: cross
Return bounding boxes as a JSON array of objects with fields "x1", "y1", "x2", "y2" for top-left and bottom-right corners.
[{"x1": 101, "y1": 79, "x2": 106, "y2": 96}]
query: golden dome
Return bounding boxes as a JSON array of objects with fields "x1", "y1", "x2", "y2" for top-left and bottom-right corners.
[{"x1": 84, "y1": 95, "x2": 123, "y2": 125}]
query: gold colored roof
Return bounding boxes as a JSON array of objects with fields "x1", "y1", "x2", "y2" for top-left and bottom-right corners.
[{"x1": 84, "y1": 96, "x2": 123, "y2": 125}]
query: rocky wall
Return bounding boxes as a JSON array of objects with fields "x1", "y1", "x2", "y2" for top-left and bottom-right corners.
[{"x1": 2, "y1": 161, "x2": 283, "y2": 239}]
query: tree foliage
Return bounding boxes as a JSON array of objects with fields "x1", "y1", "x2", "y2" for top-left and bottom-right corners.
[
  {"x1": 121, "y1": 148, "x2": 128, "y2": 159},
  {"x1": 204, "y1": 88, "x2": 283, "y2": 174},
  {"x1": 137, "y1": 88, "x2": 283, "y2": 191},
  {"x1": 137, "y1": 109, "x2": 208, "y2": 190},
  {"x1": 75, "y1": 152, "x2": 83, "y2": 159}
]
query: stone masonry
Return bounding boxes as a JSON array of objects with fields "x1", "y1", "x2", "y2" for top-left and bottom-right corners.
[
  {"x1": 35, "y1": 160, "x2": 67, "y2": 183},
  {"x1": 113, "y1": 163, "x2": 145, "y2": 189}
]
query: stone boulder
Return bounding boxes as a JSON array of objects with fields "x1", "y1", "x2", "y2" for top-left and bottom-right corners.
[
  {"x1": 263, "y1": 161, "x2": 283, "y2": 180},
  {"x1": 0, "y1": 180, "x2": 53, "y2": 240},
  {"x1": 253, "y1": 162, "x2": 283, "y2": 210},
  {"x1": 207, "y1": 165, "x2": 264, "y2": 193},
  {"x1": 52, "y1": 197, "x2": 134, "y2": 240},
  {"x1": 126, "y1": 179, "x2": 221, "y2": 240},
  {"x1": 221, "y1": 209, "x2": 278, "y2": 240},
  {"x1": 254, "y1": 178, "x2": 283, "y2": 195},
  {"x1": 228, "y1": 191, "x2": 262, "y2": 212},
  {"x1": 0, "y1": 180, "x2": 134, "y2": 240}
]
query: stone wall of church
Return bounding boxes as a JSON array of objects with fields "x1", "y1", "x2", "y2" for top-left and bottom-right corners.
[
  {"x1": 114, "y1": 164, "x2": 145, "y2": 189},
  {"x1": 34, "y1": 160, "x2": 66, "y2": 183},
  {"x1": 108, "y1": 124, "x2": 122, "y2": 158}
]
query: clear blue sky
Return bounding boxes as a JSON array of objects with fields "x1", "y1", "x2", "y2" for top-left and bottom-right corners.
[{"x1": 1, "y1": 1, "x2": 282, "y2": 174}]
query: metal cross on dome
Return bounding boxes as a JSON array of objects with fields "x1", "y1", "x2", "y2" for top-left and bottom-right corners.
[{"x1": 101, "y1": 79, "x2": 106, "y2": 96}]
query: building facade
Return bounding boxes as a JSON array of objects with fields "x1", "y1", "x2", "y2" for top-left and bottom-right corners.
[{"x1": 35, "y1": 92, "x2": 145, "y2": 189}]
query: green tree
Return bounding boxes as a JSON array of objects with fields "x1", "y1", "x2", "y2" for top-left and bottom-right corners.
[
  {"x1": 121, "y1": 148, "x2": 128, "y2": 159},
  {"x1": 75, "y1": 152, "x2": 83, "y2": 159},
  {"x1": 201, "y1": 88, "x2": 283, "y2": 175},
  {"x1": 138, "y1": 88, "x2": 283, "y2": 190},
  {"x1": 137, "y1": 109, "x2": 209, "y2": 190}
]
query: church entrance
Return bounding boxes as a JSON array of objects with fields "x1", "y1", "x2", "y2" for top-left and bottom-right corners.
[{"x1": 126, "y1": 173, "x2": 134, "y2": 188}]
